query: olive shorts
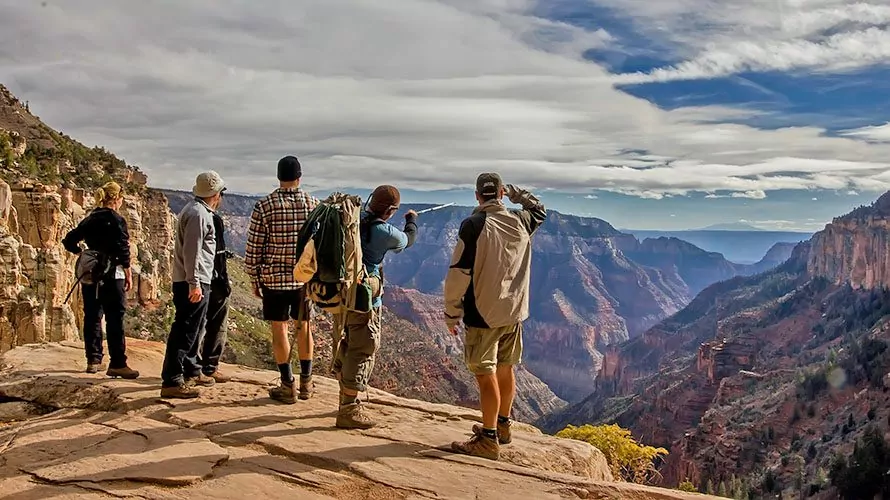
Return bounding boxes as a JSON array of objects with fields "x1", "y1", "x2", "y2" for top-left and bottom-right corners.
[{"x1": 464, "y1": 323, "x2": 523, "y2": 375}]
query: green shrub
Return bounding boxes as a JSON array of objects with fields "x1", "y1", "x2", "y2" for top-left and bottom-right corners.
[
  {"x1": 677, "y1": 480, "x2": 697, "y2": 493},
  {"x1": 557, "y1": 423, "x2": 668, "y2": 484}
]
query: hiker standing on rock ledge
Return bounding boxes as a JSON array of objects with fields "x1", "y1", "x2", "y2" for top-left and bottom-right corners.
[
  {"x1": 443, "y1": 173, "x2": 546, "y2": 460},
  {"x1": 160, "y1": 171, "x2": 226, "y2": 399},
  {"x1": 192, "y1": 206, "x2": 234, "y2": 383},
  {"x1": 332, "y1": 185, "x2": 418, "y2": 429},
  {"x1": 62, "y1": 181, "x2": 139, "y2": 380},
  {"x1": 245, "y1": 156, "x2": 319, "y2": 404}
]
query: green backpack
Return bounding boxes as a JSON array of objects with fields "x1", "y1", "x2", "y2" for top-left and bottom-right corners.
[{"x1": 293, "y1": 192, "x2": 370, "y2": 312}]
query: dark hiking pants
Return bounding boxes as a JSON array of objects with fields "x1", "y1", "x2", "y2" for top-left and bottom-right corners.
[
  {"x1": 81, "y1": 279, "x2": 128, "y2": 369},
  {"x1": 161, "y1": 281, "x2": 210, "y2": 387},
  {"x1": 195, "y1": 282, "x2": 229, "y2": 375}
]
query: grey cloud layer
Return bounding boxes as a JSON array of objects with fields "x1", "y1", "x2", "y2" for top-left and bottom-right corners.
[{"x1": 1, "y1": 0, "x2": 888, "y2": 197}]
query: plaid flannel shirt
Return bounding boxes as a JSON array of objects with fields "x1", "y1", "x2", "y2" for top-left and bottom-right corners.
[{"x1": 245, "y1": 187, "x2": 319, "y2": 290}]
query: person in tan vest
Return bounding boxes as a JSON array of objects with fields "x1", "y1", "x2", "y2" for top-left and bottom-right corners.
[{"x1": 443, "y1": 173, "x2": 546, "y2": 460}]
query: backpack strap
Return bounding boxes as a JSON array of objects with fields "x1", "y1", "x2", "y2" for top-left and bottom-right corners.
[{"x1": 360, "y1": 213, "x2": 385, "y2": 245}]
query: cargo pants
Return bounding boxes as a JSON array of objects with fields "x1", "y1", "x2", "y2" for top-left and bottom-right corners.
[{"x1": 334, "y1": 276, "x2": 382, "y2": 392}]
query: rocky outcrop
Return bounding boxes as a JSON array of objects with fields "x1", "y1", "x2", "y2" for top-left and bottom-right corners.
[
  {"x1": 0, "y1": 340, "x2": 719, "y2": 500},
  {"x1": 696, "y1": 333, "x2": 757, "y2": 385},
  {"x1": 808, "y1": 191, "x2": 890, "y2": 289}
]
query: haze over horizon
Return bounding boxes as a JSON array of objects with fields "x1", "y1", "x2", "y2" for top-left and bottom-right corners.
[{"x1": 2, "y1": 0, "x2": 888, "y2": 231}]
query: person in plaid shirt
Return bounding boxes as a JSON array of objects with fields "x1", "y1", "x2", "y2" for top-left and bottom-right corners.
[{"x1": 245, "y1": 156, "x2": 319, "y2": 403}]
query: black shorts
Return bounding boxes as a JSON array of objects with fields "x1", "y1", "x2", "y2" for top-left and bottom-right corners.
[{"x1": 261, "y1": 286, "x2": 310, "y2": 322}]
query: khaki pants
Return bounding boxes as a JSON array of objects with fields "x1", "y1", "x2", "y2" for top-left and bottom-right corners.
[
  {"x1": 464, "y1": 323, "x2": 523, "y2": 375},
  {"x1": 335, "y1": 307, "x2": 382, "y2": 392}
]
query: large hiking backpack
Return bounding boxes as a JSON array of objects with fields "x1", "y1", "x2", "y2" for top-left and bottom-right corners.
[
  {"x1": 64, "y1": 249, "x2": 112, "y2": 303},
  {"x1": 293, "y1": 192, "x2": 368, "y2": 312},
  {"x1": 293, "y1": 192, "x2": 369, "y2": 372}
]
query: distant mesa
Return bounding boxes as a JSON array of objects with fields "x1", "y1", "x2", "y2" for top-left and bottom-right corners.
[{"x1": 696, "y1": 221, "x2": 766, "y2": 232}]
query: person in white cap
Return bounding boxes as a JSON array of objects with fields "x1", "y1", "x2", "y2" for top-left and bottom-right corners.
[{"x1": 160, "y1": 170, "x2": 226, "y2": 399}]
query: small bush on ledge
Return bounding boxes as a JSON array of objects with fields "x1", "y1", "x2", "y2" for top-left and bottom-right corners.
[{"x1": 557, "y1": 423, "x2": 669, "y2": 484}]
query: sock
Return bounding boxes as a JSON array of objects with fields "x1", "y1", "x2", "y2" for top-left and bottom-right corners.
[
  {"x1": 340, "y1": 393, "x2": 358, "y2": 406},
  {"x1": 481, "y1": 428, "x2": 498, "y2": 440},
  {"x1": 498, "y1": 415, "x2": 511, "y2": 425},
  {"x1": 277, "y1": 363, "x2": 294, "y2": 385},
  {"x1": 300, "y1": 359, "x2": 312, "y2": 378}
]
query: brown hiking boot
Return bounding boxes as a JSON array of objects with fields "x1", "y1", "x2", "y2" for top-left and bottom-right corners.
[
  {"x1": 106, "y1": 366, "x2": 140, "y2": 379},
  {"x1": 160, "y1": 384, "x2": 200, "y2": 399},
  {"x1": 206, "y1": 370, "x2": 230, "y2": 383},
  {"x1": 299, "y1": 375, "x2": 315, "y2": 400},
  {"x1": 472, "y1": 420, "x2": 513, "y2": 444},
  {"x1": 86, "y1": 363, "x2": 101, "y2": 374},
  {"x1": 185, "y1": 373, "x2": 216, "y2": 387},
  {"x1": 269, "y1": 381, "x2": 297, "y2": 404},
  {"x1": 335, "y1": 403, "x2": 376, "y2": 429},
  {"x1": 451, "y1": 433, "x2": 499, "y2": 460}
]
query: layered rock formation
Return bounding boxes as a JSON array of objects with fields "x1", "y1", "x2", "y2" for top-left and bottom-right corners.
[
  {"x1": 0, "y1": 340, "x2": 719, "y2": 500},
  {"x1": 808, "y1": 190, "x2": 890, "y2": 289}
]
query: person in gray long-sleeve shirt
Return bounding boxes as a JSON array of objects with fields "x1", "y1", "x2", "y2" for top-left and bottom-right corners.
[
  {"x1": 172, "y1": 197, "x2": 217, "y2": 287},
  {"x1": 160, "y1": 171, "x2": 227, "y2": 399}
]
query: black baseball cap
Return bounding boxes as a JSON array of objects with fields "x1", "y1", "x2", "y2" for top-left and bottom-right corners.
[{"x1": 476, "y1": 172, "x2": 503, "y2": 196}]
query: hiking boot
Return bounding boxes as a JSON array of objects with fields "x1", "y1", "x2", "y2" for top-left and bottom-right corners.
[
  {"x1": 299, "y1": 375, "x2": 315, "y2": 400},
  {"x1": 472, "y1": 420, "x2": 513, "y2": 444},
  {"x1": 206, "y1": 370, "x2": 230, "y2": 383},
  {"x1": 160, "y1": 384, "x2": 200, "y2": 399},
  {"x1": 86, "y1": 362, "x2": 102, "y2": 374},
  {"x1": 451, "y1": 433, "x2": 499, "y2": 460},
  {"x1": 106, "y1": 366, "x2": 140, "y2": 379},
  {"x1": 335, "y1": 403, "x2": 376, "y2": 429},
  {"x1": 269, "y1": 381, "x2": 297, "y2": 404},
  {"x1": 185, "y1": 373, "x2": 216, "y2": 387}
]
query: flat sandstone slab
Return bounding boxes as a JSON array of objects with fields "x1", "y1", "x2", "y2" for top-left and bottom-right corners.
[{"x1": 0, "y1": 340, "x2": 722, "y2": 500}]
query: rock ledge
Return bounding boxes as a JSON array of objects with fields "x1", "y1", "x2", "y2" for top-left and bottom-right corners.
[{"x1": 0, "y1": 340, "x2": 718, "y2": 499}]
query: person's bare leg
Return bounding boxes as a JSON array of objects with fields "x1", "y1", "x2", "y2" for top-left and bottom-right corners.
[
  {"x1": 476, "y1": 373, "x2": 500, "y2": 429},
  {"x1": 271, "y1": 320, "x2": 290, "y2": 364},
  {"x1": 295, "y1": 319, "x2": 312, "y2": 362},
  {"x1": 495, "y1": 364, "x2": 515, "y2": 419}
]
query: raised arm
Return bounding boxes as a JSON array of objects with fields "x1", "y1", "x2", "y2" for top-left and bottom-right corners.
[{"x1": 506, "y1": 184, "x2": 546, "y2": 235}]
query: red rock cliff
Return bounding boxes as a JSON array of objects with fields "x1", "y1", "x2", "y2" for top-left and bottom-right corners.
[{"x1": 808, "y1": 191, "x2": 890, "y2": 288}]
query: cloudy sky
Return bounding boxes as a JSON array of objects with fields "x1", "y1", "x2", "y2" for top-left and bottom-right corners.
[{"x1": 1, "y1": 0, "x2": 888, "y2": 230}]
